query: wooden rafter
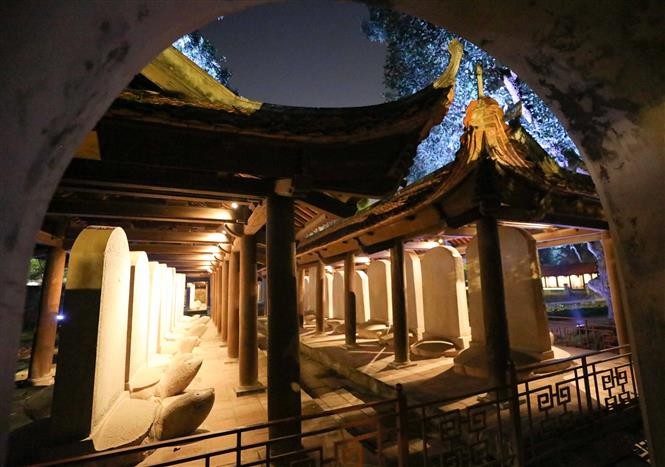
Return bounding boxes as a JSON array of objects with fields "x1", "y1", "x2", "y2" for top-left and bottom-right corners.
[{"x1": 49, "y1": 199, "x2": 240, "y2": 225}]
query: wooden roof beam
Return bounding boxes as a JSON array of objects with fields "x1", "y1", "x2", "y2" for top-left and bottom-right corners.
[
  {"x1": 65, "y1": 228, "x2": 229, "y2": 245},
  {"x1": 48, "y1": 199, "x2": 241, "y2": 225},
  {"x1": 296, "y1": 214, "x2": 329, "y2": 242},
  {"x1": 300, "y1": 192, "x2": 356, "y2": 218},
  {"x1": 35, "y1": 230, "x2": 63, "y2": 248},
  {"x1": 61, "y1": 159, "x2": 270, "y2": 200},
  {"x1": 146, "y1": 254, "x2": 220, "y2": 262},
  {"x1": 128, "y1": 244, "x2": 221, "y2": 254}
]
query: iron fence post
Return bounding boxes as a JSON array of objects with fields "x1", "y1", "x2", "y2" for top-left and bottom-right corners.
[
  {"x1": 396, "y1": 384, "x2": 409, "y2": 467},
  {"x1": 581, "y1": 355, "x2": 594, "y2": 413},
  {"x1": 508, "y1": 361, "x2": 525, "y2": 467}
]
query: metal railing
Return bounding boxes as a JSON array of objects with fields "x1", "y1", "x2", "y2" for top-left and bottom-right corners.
[
  {"x1": 517, "y1": 345, "x2": 638, "y2": 464},
  {"x1": 548, "y1": 317, "x2": 618, "y2": 350},
  {"x1": 401, "y1": 345, "x2": 639, "y2": 466},
  {"x1": 32, "y1": 346, "x2": 639, "y2": 467}
]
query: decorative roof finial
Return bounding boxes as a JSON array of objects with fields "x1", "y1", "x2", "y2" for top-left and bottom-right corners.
[{"x1": 475, "y1": 63, "x2": 484, "y2": 98}]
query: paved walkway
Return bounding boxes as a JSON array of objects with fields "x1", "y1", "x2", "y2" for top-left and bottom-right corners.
[{"x1": 142, "y1": 323, "x2": 386, "y2": 466}]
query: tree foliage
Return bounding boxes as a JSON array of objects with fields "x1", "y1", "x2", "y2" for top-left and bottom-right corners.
[
  {"x1": 28, "y1": 258, "x2": 45, "y2": 282},
  {"x1": 173, "y1": 30, "x2": 232, "y2": 86},
  {"x1": 362, "y1": 8, "x2": 584, "y2": 183}
]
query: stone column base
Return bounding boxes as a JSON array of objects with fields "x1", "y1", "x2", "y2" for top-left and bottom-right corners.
[
  {"x1": 234, "y1": 383, "x2": 265, "y2": 396},
  {"x1": 387, "y1": 360, "x2": 417, "y2": 370},
  {"x1": 28, "y1": 375, "x2": 54, "y2": 386},
  {"x1": 453, "y1": 345, "x2": 556, "y2": 379}
]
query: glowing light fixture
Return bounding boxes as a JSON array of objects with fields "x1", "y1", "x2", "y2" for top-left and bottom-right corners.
[
  {"x1": 231, "y1": 202, "x2": 239, "y2": 209},
  {"x1": 209, "y1": 232, "x2": 228, "y2": 243}
]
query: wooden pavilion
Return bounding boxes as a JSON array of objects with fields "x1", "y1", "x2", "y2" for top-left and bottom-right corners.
[{"x1": 33, "y1": 40, "x2": 464, "y2": 445}]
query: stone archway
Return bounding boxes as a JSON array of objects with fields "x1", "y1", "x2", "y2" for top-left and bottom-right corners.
[{"x1": 0, "y1": 1, "x2": 662, "y2": 462}]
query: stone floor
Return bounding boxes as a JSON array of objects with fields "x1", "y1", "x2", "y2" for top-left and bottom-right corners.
[
  {"x1": 140, "y1": 323, "x2": 386, "y2": 466},
  {"x1": 299, "y1": 326, "x2": 617, "y2": 404}
]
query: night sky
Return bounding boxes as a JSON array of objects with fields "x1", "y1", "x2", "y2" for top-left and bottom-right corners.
[{"x1": 200, "y1": 0, "x2": 387, "y2": 108}]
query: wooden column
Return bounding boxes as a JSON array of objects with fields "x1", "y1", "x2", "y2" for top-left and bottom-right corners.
[
  {"x1": 29, "y1": 246, "x2": 66, "y2": 385},
  {"x1": 227, "y1": 247, "x2": 240, "y2": 360},
  {"x1": 344, "y1": 252, "x2": 357, "y2": 347},
  {"x1": 315, "y1": 261, "x2": 325, "y2": 333},
  {"x1": 601, "y1": 232, "x2": 629, "y2": 349},
  {"x1": 215, "y1": 266, "x2": 225, "y2": 336},
  {"x1": 211, "y1": 270, "x2": 217, "y2": 325},
  {"x1": 237, "y1": 235, "x2": 263, "y2": 394},
  {"x1": 266, "y1": 194, "x2": 301, "y2": 452},
  {"x1": 297, "y1": 267, "x2": 305, "y2": 328},
  {"x1": 390, "y1": 240, "x2": 410, "y2": 365},
  {"x1": 220, "y1": 258, "x2": 230, "y2": 343},
  {"x1": 476, "y1": 216, "x2": 510, "y2": 387}
]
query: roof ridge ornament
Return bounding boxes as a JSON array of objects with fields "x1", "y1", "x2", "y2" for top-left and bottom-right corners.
[
  {"x1": 433, "y1": 39, "x2": 463, "y2": 90},
  {"x1": 475, "y1": 63, "x2": 485, "y2": 98}
]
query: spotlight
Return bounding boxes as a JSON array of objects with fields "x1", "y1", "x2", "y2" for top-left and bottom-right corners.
[
  {"x1": 56, "y1": 314, "x2": 65, "y2": 321},
  {"x1": 231, "y1": 202, "x2": 239, "y2": 209}
]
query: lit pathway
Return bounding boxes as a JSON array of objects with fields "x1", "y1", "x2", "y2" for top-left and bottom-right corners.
[{"x1": 141, "y1": 322, "x2": 364, "y2": 466}]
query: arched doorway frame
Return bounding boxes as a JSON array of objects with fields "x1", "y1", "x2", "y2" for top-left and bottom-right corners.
[{"x1": 0, "y1": 1, "x2": 662, "y2": 462}]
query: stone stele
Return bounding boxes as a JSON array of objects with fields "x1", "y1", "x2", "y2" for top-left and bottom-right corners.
[{"x1": 50, "y1": 226, "x2": 131, "y2": 442}]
